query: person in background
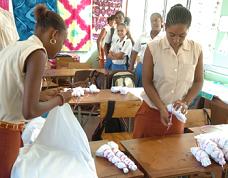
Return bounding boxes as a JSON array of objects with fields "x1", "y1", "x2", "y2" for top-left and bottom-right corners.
[
  {"x1": 129, "y1": 13, "x2": 163, "y2": 87},
  {"x1": 124, "y1": 16, "x2": 135, "y2": 46},
  {"x1": 0, "y1": 4, "x2": 72, "y2": 178},
  {"x1": 133, "y1": 4, "x2": 203, "y2": 138},
  {"x1": 104, "y1": 10, "x2": 125, "y2": 70},
  {"x1": 97, "y1": 15, "x2": 115, "y2": 68},
  {"x1": 0, "y1": 7, "x2": 19, "y2": 50},
  {"x1": 107, "y1": 23, "x2": 132, "y2": 70}
]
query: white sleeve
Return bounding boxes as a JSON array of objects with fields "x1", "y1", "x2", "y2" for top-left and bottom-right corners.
[
  {"x1": 105, "y1": 28, "x2": 111, "y2": 44},
  {"x1": 132, "y1": 38, "x2": 141, "y2": 52}
]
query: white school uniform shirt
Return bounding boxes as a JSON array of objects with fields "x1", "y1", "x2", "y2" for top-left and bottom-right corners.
[
  {"x1": 133, "y1": 30, "x2": 164, "y2": 63},
  {"x1": 104, "y1": 27, "x2": 119, "y2": 44},
  {"x1": 110, "y1": 35, "x2": 132, "y2": 65},
  {"x1": 0, "y1": 7, "x2": 19, "y2": 50},
  {"x1": 0, "y1": 35, "x2": 47, "y2": 122}
]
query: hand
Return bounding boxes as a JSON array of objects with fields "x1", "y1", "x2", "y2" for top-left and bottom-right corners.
[
  {"x1": 159, "y1": 106, "x2": 170, "y2": 126},
  {"x1": 173, "y1": 100, "x2": 188, "y2": 114},
  {"x1": 40, "y1": 87, "x2": 63, "y2": 101}
]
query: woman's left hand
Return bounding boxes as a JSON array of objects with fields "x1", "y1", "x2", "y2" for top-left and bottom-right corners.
[{"x1": 173, "y1": 100, "x2": 188, "y2": 114}]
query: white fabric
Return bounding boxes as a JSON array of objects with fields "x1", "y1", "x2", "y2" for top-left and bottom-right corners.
[
  {"x1": 0, "y1": 35, "x2": 47, "y2": 122},
  {"x1": 105, "y1": 27, "x2": 118, "y2": 44},
  {"x1": 166, "y1": 104, "x2": 187, "y2": 123},
  {"x1": 0, "y1": 7, "x2": 19, "y2": 50},
  {"x1": 111, "y1": 86, "x2": 129, "y2": 95},
  {"x1": 11, "y1": 104, "x2": 98, "y2": 178},
  {"x1": 110, "y1": 35, "x2": 132, "y2": 65},
  {"x1": 190, "y1": 147, "x2": 211, "y2": 167},
  {"x1": 21, "y1": 117, "x2": 46, "y2": 145}
]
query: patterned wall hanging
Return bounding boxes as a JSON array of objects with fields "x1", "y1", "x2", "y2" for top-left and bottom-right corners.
[
  {"x1": 92, "y1": 0, "x2": 122, "y2": 40},
  {"x1": 12, "y1": 0, "x2": 57, "y2": 40},
  {"x1": 0, "y1": 0, "x2": 9, "y2": 10},
  {"x1": 58, "y1": 0, "x2": 92, "y2": 51}
]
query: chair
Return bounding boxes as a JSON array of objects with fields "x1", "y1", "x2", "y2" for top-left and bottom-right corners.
[
  {"x1": 185, "y1": 108, "x2": 211, "y2": 128},
  {"x1": 100, "y1": 100, "x2": 141, "y2": 149}
]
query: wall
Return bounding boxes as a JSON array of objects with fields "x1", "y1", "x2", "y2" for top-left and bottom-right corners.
[{"x1": 213, "y1": 0, "x2": 228, "y2": 68}]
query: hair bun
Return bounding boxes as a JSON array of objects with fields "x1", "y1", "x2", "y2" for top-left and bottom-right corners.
[{"x1": 34, "y1": 4, "x2": 48, "y2": 20}]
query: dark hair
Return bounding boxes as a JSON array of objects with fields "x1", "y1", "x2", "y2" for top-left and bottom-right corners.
[
  {"x1": 166, "y1": 4, "x2": 192, "y2": 28},
  {"x1": 124, "y1": 16, "x2": 130, "y2": 26},
  {"x1": 115, "y1": 10, "x2": 124, "y2": 18},
  {"x1": 107, "y1": 15, "x2": 115, "y2": 23},
  {"x1": 117, "y1": 22, "x2": 127, "y2": 29},
  {"x1": 34, "y1": 4, "x2": 66, "y2": 31},
  {"x1": 150, "y1": 13, "x2": 163, "y2": 22}
]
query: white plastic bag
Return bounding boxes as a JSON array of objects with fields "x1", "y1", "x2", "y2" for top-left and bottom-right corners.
[{"x1": 11, "y1": 104, "x2": 98, "y2": 178}]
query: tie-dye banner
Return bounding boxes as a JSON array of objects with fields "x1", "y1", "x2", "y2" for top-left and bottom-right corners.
[
  {"x1": 0, "y1": 0, "x2": 9, "y2": 10},
  {"x1": 12, "y1": 0, "x2": 57, "y2": 40},
  {"x1": 92, "y1": 0, "x2": 122, "y2": 40},
  {"x1": 58, "y1": 0, "x2": 92, "y2": 51}
]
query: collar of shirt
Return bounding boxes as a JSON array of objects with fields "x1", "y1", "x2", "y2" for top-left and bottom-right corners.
[{"x1": 161, "y1": 36, "x2": 191, "y2": 51}]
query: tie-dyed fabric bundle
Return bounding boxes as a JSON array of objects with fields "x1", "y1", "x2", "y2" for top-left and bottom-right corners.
[
  {"x1": 12, "y1": 0, "x2": 57, "y2": 40},
  {"x1": 58, "y1": 0, "x2": 92, "y2": 51}
]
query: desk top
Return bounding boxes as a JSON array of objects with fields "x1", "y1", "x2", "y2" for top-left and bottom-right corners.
[
  {"x1": 90, "y1": 140, "x2": 144, "y2": 178},
  {"x1": 69, "y1": 89, "x2": 141, "y2": 105},
  {"x1": 121, "y1": 133, "x2": 224, "y2": 178},
  {"x1": 44, "y1": 68, "x2": 107, "y2": 77}
]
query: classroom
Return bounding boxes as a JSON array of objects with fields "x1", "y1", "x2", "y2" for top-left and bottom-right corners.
[{"x1": 0, "y1": 0, "x2": 228, "y2": 177}]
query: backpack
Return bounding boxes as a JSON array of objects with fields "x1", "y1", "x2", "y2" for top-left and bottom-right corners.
[
  {"x1": 107, "y1": 70, "x2": 136, "y2": 88},
  {"x1": 92, "y1": 100, "x2": 126, "y2": 141},
  {"x1": 72, "y1": 70, "x2": 107, "y2": 89}
]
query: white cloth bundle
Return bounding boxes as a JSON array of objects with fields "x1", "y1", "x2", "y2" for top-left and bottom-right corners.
[
  {"x1": 196, "y1": 133, "x2": 228, "y2": 161},
  {"x1": 107, "y1": 141, "x2": 137, "y2": 171},
  {"x1": 111, "y1": 86, "x2": 128, "y2": 95},
  {"x1": 96, "y1": 144, "x2": 129, "y2": 173},
  {"x1": 190, "y1": 147, "x2": 211, "y2": 167},
  {"x1": 84, "y1": 84, "x2": 100, "y2": 93},
  {"x1": 197, "y1": 138, "x2": 226, "y2": 166},
  {"x1": 12, "y1": 104, "x2": 98, "y2": 178},
  {"x1": 166, "y1": 104, "x2": 187, "y2": 123}
]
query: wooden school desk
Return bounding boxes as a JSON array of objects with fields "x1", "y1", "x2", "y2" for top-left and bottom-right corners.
[
  {"x1": 69, "y1": 89, "x2": 142, "y2": 127},
  {"x1": 121, "y1": 133, "x2": 226, "y2": 178},
  {"x1": 90, "y1": 140, "x2": 144, "y2": 178}
]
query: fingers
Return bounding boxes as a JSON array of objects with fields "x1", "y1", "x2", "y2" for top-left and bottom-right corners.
[{"x1": 173, "y1": 100, "x2": 188, "y2": 114}]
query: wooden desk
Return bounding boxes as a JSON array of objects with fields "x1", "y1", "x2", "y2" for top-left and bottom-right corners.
[
  {"x1": 90, "y1": 140, "x2": 144, "y2": 178},
  {"x1": 44, "y1": 68, "x2": 107, "y2": 77},
  {"x1": 121, "y1": 133, "x2": 225, "y2": 178},
  {"x1": 69, "y1": 89, "x2": 141, "y2": 105}
]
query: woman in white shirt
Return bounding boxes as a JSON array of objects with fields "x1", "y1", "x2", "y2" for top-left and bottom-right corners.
[{"x1": 0, "y1": 4, "x2": 72, "y2": 178}]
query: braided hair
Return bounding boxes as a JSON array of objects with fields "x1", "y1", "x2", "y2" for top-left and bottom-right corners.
[{"x1": 166, "y1": 4, "x2": 192, "y2": 28}]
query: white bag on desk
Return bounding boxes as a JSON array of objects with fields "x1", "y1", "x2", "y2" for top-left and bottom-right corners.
[{"x1": 11, "y1": 104, "x2": 98, "y2": 178}]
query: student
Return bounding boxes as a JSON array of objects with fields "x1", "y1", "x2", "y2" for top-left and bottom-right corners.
[
  {"x1": 107, "y1": 23, "x2": 132, "y2": 70},
  {"x1": 129, "y1": 13, "x2": 163, "y2": 87},
  {"x1": 104, "y1": 11, "x2": 125, "y2": 70},
  {"x1": 97, "y1": 15, "x2": 115, "y2": 68},
  {"x1": 133, "y1": 4, "x2": 203, "y2": 138},
  {"x1": 0, "y1": 4, "x2": 72, "y2": 178}
]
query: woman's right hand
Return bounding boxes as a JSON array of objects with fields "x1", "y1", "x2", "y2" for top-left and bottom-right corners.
[{"x1": 159, "y1": 106, "x2": 170, "y2": 126}]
